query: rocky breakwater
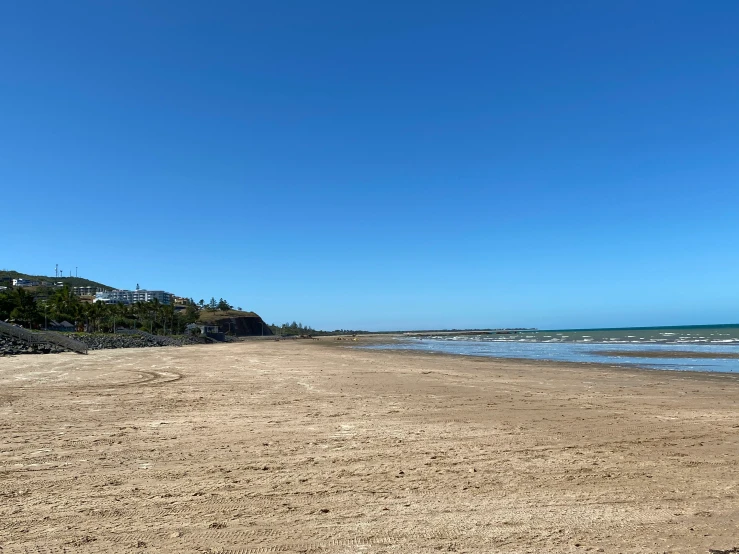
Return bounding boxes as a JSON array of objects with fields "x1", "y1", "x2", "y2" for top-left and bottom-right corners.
[
  {"x1": 1, "y1": 331, "x2": 204, "y2": 356},
  {"x1": 75, "y1": 333, "x2": 202, "y2": 350},
  {"x1": 0, "y1": 335, "x2": 65, "y2": 356}
]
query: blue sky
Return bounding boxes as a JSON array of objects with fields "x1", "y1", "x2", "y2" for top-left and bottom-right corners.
[{"x1": 2, "y1": 1, "x2": 738, "y2": 331}]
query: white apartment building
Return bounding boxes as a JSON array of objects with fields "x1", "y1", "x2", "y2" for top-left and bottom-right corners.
[
  {"x1": 72, "y1": 286, "x2": 107, "y2": 296},
  {"x1": 94, "y1": 289, "x2": 174, "y2": 305},
  {"x1": 133, "y1": 290, "x2": 174, "y2": 305}
]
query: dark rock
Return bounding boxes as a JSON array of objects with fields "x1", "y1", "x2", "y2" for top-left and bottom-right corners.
[{"x1": 0, "y1": 330, "x2": 202, "y2": 356}]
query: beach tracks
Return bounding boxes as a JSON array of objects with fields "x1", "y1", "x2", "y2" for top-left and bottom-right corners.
[{"x1": 2, "y1": 342, "x2": 739, "y2": 553}]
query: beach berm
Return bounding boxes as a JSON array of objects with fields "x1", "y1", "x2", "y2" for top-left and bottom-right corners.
[{"x1": 1, "y1": 340, "x2": 737, "y2": 553}]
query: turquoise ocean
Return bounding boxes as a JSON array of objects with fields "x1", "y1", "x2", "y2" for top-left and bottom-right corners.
[{"x1": 363, "y1": 324, "x2": 739, "y2": 373}]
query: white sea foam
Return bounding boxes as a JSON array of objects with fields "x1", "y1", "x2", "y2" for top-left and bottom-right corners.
[{"x1": 365, "y1": 337, "x2": 739, "y2": 373}]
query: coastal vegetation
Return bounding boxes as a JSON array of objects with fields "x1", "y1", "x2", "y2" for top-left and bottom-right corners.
[
  {"x1": 1, "y1": 270, "x2": 361, "y2": 337},
  {"x1": 268, "y1": 321, "x2": 319, "y2": 336},
  {"x1": 0, "y1": 270, "x2": 268, "y2": 336},
  {"x1": 0, "y1": 284, "x2": 196, "y2": 334},
  {"x1": 266, "y1": 322, "x2": 369, "y2": 336}
]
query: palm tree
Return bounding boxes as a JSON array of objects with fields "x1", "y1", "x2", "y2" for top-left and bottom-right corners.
[
  {"x1": 8, "y1": 287, "x2": 40, "y2": 328},
  {"x1": 74, "y1": 302, "x2": 88, "y2": 331},
  {"x1": 162, "y1": 304, "x2": 175, "y2": 335},
  {"x1": 111, "y1": 302, "x2": 126, "y2": 332},
  {"x1": 150, "y1": 298, "x2": 161, "y2": 333},
  {"x1": 50, "y1": 284, "x2": 79, "y2": 322},
  {"x1": 89, "y1": 301, "x2": 107, "y2": 332},
  {"x1": 133, "y1": 301, "x2": 144, "y2": 330}
]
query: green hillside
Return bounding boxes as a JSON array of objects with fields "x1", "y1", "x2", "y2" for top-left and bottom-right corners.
[
  {"x1": 198, "y1": 308, "x2": 258, "y2": 322},
  {"x1": 0, "y1": 270, "x2": 114, "y2": 290}
]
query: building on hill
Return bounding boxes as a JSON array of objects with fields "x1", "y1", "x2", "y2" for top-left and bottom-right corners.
[
  {"x1": 94, "y1": 289, "x2": 174, "y2": 305},
  {"x1": 186, "y1": 323, "x2": 219, "y2": 335},
  {"x1": 93, "y1": 293, "x2": 121, "y2": 305},
  {"x1": 186, "y1": 323, "x2": 225, "y2": 341},
  {"x1": 133, "y1": 289, "x2": 174, "y2": 305},
  {"x1": 12, "y1": 278, "x2": 39, "y2": 287},
  {"x1": 72, "y1": 286, "x2": 108, "y2": 296}
]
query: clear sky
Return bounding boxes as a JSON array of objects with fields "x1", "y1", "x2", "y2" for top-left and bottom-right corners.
[{"x1": 2, "y1": 1, "x2": 738, "y2": 331}]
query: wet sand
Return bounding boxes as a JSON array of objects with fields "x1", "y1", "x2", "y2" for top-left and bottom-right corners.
[{"x1": 1, "y1": 341, "x2": 738, "y2": 553}]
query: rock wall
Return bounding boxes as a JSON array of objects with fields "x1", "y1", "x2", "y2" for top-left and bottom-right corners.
[
  {"x1": 1, "y1": 333, "x2": 203, "y2": 355},
  {"x1": 74, "y1": 333, "x2": 202, "y2": 350},
  {"x1": 0, "y1": 336, "x2": 65, "y2": 355}
]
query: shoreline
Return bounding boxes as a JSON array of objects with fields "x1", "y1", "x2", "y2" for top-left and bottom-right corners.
[
  {"x1": 4, "y1": 330, "x2": 737, "y2": 381},
  {"x1": 317, "y1": 334, "x2": 739, "y2": 380}
]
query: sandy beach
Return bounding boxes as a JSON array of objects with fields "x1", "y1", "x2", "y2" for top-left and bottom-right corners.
[{"x1": 1, "y1": 340, "x2": 738, "y2": 553}]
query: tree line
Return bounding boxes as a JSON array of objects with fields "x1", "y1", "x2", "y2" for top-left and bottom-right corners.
[
  {"x1": 0, "y1": 285, "x2": 202, "y2": 334},
  {"x1": 268, "y1": 321, "x2": 318, "y2": 336},
  {"x1": 1, "y1": 284, "x2": 366, "y2": 337},
  {"x1": 195, "y1": 297, "x2": 242, "y2": 311},
  {"x1": 267, "y1": 322, "x2": 368, "y2": 336}
]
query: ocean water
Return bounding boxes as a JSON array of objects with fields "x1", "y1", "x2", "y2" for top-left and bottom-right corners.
[{"x1": 362, "y1": 325, "x2": 739, "y2": 373}]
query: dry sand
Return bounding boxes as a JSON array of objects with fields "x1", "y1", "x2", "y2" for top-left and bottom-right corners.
[{"x1": 1, "y1": 340, "x2": 738, "y2": 553}]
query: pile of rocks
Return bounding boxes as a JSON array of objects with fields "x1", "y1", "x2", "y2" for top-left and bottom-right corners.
[
  {"x1": 74, "y1": 333, "x2": 202, "y2": 351},
  {"x1": 1, "y1": 331, "x2": 205, "y2": 356},
  {"x1": 0, "y1": 336, "x2": 65, "y2": 356}
]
